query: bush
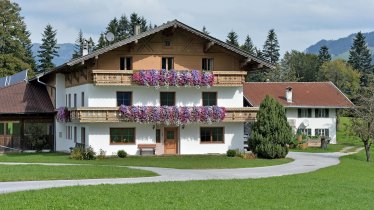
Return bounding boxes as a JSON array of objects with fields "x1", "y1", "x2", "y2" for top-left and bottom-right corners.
[
  {"x1": 117, "y1": 150, "x2": 127, "y2": 158},
  {"x1": 249, "y1": 95, "x2": 292, "y2": 159},
  {"x1": 70, "y1": 146, "x2": 96, "y2": 160},
  {"x1": 226, "y1": 149, "x2": 236, "y2": 157},
  {"x1": 97, "y1": 149, "x2": 106, "y2": 159}
]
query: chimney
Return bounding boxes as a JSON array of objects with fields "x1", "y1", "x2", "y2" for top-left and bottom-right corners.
[
  {"x1": 285, "y1": 87, "x2": 293, "y2": 103},
  {"x1": 82, "y1": 39, "x2": 89, "y2": 56},
  {"x1": 134, "y1": 25, "x2": 141, "y2": 35}
]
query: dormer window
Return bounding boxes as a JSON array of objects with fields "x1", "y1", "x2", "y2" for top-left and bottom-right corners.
[{"x1": 202, "y1": 58, "x2": 214, "y2": 71}]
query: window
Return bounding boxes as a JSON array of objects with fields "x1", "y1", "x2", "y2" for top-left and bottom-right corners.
[
  {"x1": 5, "y1": 122, "x2": 21, "y2": 136},
  {"x1": 202, "y1": 58, "x2": 214, "y2": 71},
  {"x1": 160, "y1": 92, "x2": 175, "y2": 106},
  {"x1": 74, "y1": 126, "x2": 77, "y2": 143},
  {"x1": 164, "y1": 40, "x2": 171, "y2": 46},
  {"x1": 81, "y1": 127, "x2": 86, "y2": 144},
  {"x1": 297, "y1": 128, "x2": 311, "y2": 136},
  {"x1": 81, "y1": 92, "x2": 85, "y2": 107},
  {"x1": 315, "y1": 109, "x2": 329, "y2": 118},
  {"x1": 0, "y1": 123, "x2": 4, "y2": 135},
  {"x1": 66, "y1": 126, "x2": 72, "y2": 140},
  {"x1": 315, "y1": 129, "x2": 329, "y2": 137},
  {"x1": 110, "y1": 128, "x2": 135, "y2": 144},
  {"x1": 156, "y1": 129, "x2": 161, "y2": 143},
  {"x1": 66, "y1": 94, "x2": 68, "y2": 107},
  {"x1": 68, "y1": 94, "x2": 71, "y2": 108},
  {"x1": 298, "y1": 108, "x2": 312, "y2": 118},
  {"x1": 162, "y1": 57, "x2": 174, "y2": 70},
  {"x1": 200, "y1": 127, "x2": 224, "y2": 143},
  {"x1": 120, "y1": 57, "x2": 132, "y2": 70},
  {"x1": 117, "y1": 92, "x2": 132, "y2": 106},
  {"x1": 202, "y1": 92, "x2": 217, "y2": 106},
  {"x1": 74, "y1": 94, "x2": 77, "y2": 108}
]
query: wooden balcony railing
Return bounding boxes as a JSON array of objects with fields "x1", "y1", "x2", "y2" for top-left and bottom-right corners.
[
  {"x1": 69, "y1": 107, "x2": 257, "y2": 123},
  {"x1": 92, "y1": 70, "x2": 247, "y2": 87}
]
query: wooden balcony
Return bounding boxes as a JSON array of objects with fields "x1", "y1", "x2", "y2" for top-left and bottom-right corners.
[
  {"x1": 92, "y1": 70, "x2": 247, "y2": 87},
  {"x1": 69, "y1": 107, "x2": 258, "y2": 123}
]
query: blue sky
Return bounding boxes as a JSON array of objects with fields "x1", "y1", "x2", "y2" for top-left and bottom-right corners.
[{"x1": 14, "y1": 0, "x2": 374, "y2": 54}]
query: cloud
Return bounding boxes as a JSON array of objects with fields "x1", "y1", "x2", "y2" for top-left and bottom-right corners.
[{"x1": 14, "y1": 0, "x2": 374, "y2": 54}]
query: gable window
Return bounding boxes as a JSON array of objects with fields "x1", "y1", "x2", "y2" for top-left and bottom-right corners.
[
  {"x1": 117, "y1": 92, "x2": 132, "y2": 106},
  {"x1": 200, "y1": 127, "x2": 224, "y2": 143},
  {"x1": 160, "y1": 92, "x2": 175, "y2": 106},
  {"x1": 162, "y1": 57, "x2": 174, "y2": 70},
  {"x1": 315, "y1": 129, "x2": 329, "y2": 137},
  {"x1": 110, "y1": 128, "x2": 135, "y2": 144},
  {"x1": 164, "y1": 40, "x2": 171, "y2": 46},
  {"x1": 298, "y1": 108, "x2": 312, "y2": 118},
  {"x1": 120, "y1": 57, "x2": 132, "y2": 70},
  {"x1": 81, "y1": 92, "x2": 85, "y2": 107},
  {"x1": 202, "y1": 58, "x2": 214, "y2": 71},
  {"x1": 297, "y1": 128, "x2": 311, "y2": 136},
  {"x1": 315, "y1": 109, "x2": 329, "y2": 118},
  {"x1": 202, "y1": 92, "x2": 217, "y2": 106}
]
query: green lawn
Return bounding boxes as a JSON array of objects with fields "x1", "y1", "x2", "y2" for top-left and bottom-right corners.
[
  {"x1": 0, "y1": 149, "x2": 372, "y2": 209},
  {"x1": 0, "y1": 164, "x2": 157, "y2": 182},
  {"x1": 0, "y1": 153, "x2": 292, "y2": 169},
  {"x1": 290, "y1": 143, "x2": 347, "y2": 153}
]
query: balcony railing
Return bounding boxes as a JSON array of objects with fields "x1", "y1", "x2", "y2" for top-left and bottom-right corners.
[
  {"x1": 92, "y1": 70, "x2": 247, "y2": 87},
  {"x1": 69, "y1": 107, "x2": 257, "y2": 123}
]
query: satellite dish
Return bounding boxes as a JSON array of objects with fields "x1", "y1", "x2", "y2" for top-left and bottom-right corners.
[{"x1": 105, "y1": 32, "x2": 114, "y2": 42}]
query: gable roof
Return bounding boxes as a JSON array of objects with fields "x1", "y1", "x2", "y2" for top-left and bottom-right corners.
[
  {"x1": 66, "y1": 20, "x2": 274, "y2": 69},
  {"x1": 0, "y1": 81, "x2": 55, "y2": 114},
  {"x1": 243, "y1": 82, "x2": 354, "y2": 108}
]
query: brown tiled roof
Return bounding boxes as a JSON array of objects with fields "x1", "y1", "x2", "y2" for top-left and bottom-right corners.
[
  {"x1": 0, "y1": 81, "x2": 54, "y2": 114},
  {"x1": 243, "y1": 82, "x2": 354, "y2": 108}
]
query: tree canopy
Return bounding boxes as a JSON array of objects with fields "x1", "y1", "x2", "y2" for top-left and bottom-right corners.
[
  {"x1": 262, "y1": 29, "x2": 280, "y2": 64},
  {"x1": 37, "y1": 24, "x2": 59, "y2": 72},
  {"x1": 318, "y1": 45, "x2": 331, "y2": 64},
  {"x1": 226, "y1": 30, "x2": 239, "y2": 47},
  {"x1": 241, "y1": 35, "x2": 256, "y2": 55}
]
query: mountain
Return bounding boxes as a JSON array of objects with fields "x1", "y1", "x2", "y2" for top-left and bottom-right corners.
[
  {"x1": 31, "y1": 43, "x2": 75, "y2": 67},
  {"x1": 305, "y1": 31, "x2": 374, "y2": 63}
]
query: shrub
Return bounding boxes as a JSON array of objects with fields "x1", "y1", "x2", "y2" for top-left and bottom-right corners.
[
  {"x1": 117, "y1": 150, "x2": 127, "y2": 158},
  {"x1": 226, "y1": 149, "x2": 236, "y2": 157},
  {"x1": 70, "y1": 147, "x2": 84, "y2": 160},
  {"x1": 70, "y1": 146, "x2": 96, "y2": 160},
  {"x1": 97, "y1": 149, "x2": 106, "y2": 159},
  {"x1": 249, "y1": 95, "x2": 292, "y2": 159},
  {"x1": 83, "y1": 146, "x2": 96, "y2": 160}
]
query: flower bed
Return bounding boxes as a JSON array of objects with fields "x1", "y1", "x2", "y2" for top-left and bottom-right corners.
[
  {"x1": 56, "y1": 107, "x2": 70, "y2": 122},
  {"x1": 132, "y1": 69, "x2": 214, "y2": 88},
  {"x1": 119, "y1": 105, "x2": 226, "y2": 125}
]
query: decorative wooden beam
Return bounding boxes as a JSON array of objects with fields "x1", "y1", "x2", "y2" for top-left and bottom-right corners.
[
  {"x1": 240, "y1": 58, "x2": 252, "y2": 68},
  {"x1": 204, "y1": 41, "x2": 214, "y2": 53}
]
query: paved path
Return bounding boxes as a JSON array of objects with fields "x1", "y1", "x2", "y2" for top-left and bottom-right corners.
[{"x1": 0, "y1": 151, "x2": 353, "y2": 194}]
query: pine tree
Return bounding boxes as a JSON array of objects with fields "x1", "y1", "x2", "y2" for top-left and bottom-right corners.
[
  {"x1": 202, "y1": 26, "x2": 209, "y2": 35},
  {"x1": 106, "y1": 18, "x2": 119, "y2": 43},
  {"x1": 118, "y1": 14, "x2": 130, "y2": 40},
  {"x1": 348, "y1": 32, "x2": 373, "y2": 86},
  {"x1": 226, "y1": 30, "x2": 239, "y2": 47},
  {"x1": 249, "y1": 95, "x2": 292, "y2": 159},
  {"x1": 71, "y1": 29, "x2": 84, "y2": 59},
  {"x1": 318, "y1": 45, "x2": 331, "y2": 64},
  {"x1": 96, "y1": 33, "x2": 107, "y2": 50},
  {"x1": 129, "y1": 13, "x2": 148, "y2": 36},
  {"x1": 263, "y1": 29, "x2": 280, "y2": 64},
  {"x1": 37, "y1": 24, "x2": 59, "y2": 72},
  {"x1": 88, "y1": 37, "x2": 95, "y2": 53},
  {"x1": 241, "y1": 35, "x2": 255, "y2": 54},
  {"x1": 0, "y1": 0, "x2": 36, "y2": 77}
]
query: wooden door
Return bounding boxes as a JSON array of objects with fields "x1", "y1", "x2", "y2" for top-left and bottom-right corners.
[{"x1": 164, "y1": 127, "x2": 178, "y2": 155}]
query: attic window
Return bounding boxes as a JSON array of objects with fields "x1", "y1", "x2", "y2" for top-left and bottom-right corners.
[{"x1": 164, "y1": 40, "x2": 171, "y2": 46}]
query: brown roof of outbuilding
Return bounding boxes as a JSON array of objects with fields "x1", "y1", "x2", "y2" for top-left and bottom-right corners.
[
  {"x1": 243, "y1": 82, "x2": 354, "y2": 108},
  {"x1": 0, "y1": 81, "x2": 55, "y2": 114}
]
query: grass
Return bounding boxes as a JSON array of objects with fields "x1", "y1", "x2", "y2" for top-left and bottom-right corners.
[
  {"x1": 0, "y1": 153, "x2": 292, "y2": 169},
  {"x1": 0, "y1": 164, "x2": 157, "y2": 182},
  {"x1": 0, "y1": 148, "x2": 372, "y2": 209},
  {"x1": 290, "y1": 144, "x2": 346, "y2": 153}
]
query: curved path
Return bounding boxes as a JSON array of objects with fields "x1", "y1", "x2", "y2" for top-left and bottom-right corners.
[{"x1": 0, "y1": 151, "x2": 354, "y2": 194}]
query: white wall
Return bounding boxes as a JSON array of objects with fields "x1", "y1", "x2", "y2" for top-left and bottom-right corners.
[
  {"x1": 286, "y1": 108, "x2": 337, "y2": 144},
  {"x1": 65, "y1": 84, "x2": 243, "y2": 108}
]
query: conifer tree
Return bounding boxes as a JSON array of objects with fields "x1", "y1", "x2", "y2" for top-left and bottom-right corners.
[
  {"x1": 0, "y1": 0, "x2": 36, "y2": 77},
  {"x1": 263, "y1": 29, "x2": 280, "y2": 64},
  {"x1": 71, "y1": 29, "x2": 84, "y2": 59},
  {"x1": 129, "y1": 13, "x2": 148, "y2": 36},
  {"x1": 118, "y1": 14, "x2": 130, "y2": 40},
  {"x1": 96, "y1": 33, "x2": 107, "y2": 50},
  {"x1": 37, "y1": 24, "x2": 59, "y2": 72},
  {"x1": 106, "y1": 18, "x2": 119, "y2": 43},
  {"x1": 202, "y1": 26, "x2": 209, "y2": 35},
  {"x1": 88, "y1": 37, "x2": 95, "y2": 53},
  {"x1": 318, "y1": 45, "x2": 331, "y2": 64},
  {"x1": 348, "y1": 32, "x2": 373, "y2": 86},
  {"x1": 241, "y1": 35, "x2": 255, "y2": 54},
  {"x1": 249, "y1": 95, "x2": 292, "y2": 159},
  {"x1": 226, "y1": 30, "x2": 239, "y2": 47}
]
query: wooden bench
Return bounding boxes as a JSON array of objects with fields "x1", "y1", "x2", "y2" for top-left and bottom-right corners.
[{"x1": 138, "y1": 144, "x2": 156, "y2": 155}]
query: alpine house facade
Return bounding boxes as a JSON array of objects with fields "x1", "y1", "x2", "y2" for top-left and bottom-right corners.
[{"x1": 40, "y1": 20, "x2": 273, "y2": 155}]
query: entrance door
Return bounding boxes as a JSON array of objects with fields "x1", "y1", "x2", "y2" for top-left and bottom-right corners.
[{"x1": 164, "y1": 127, "x2": 178, "y2": 155}]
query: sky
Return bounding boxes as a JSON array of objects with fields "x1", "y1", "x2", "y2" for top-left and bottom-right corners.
[{"x1": 13, "y1": 0, "x2": 374, "y2": 54}]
